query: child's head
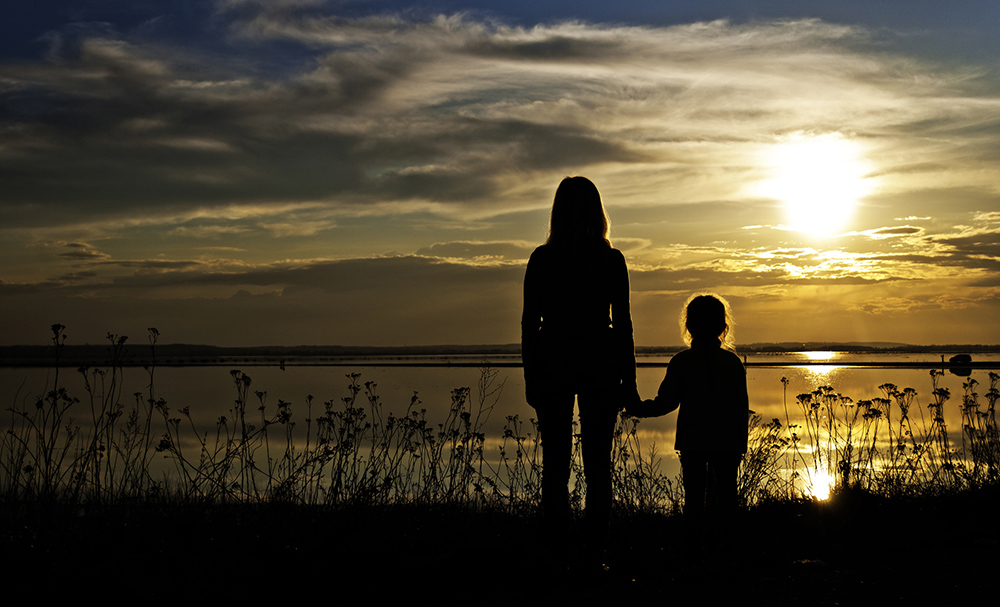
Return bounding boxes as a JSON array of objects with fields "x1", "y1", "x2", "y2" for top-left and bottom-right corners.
[{"x1": 680, "y1": 293, "x2": 734, "y2": 349}]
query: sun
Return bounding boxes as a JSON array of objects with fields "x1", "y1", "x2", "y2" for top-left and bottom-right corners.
[{"x1": 756, "y1": 133, "x2": 876, "y2": 237}]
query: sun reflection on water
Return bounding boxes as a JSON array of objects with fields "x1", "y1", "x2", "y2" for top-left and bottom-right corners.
[
  {"x1": 789, "y1": 351, "x2": 849, "y2": 384},
  {"x1": 804, "y1": 466, "x2": 835, "y2": 501}
]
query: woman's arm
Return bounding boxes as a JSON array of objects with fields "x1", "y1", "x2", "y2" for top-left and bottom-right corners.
[
  {"x1": 734, "y1": 357, "x2": 750, "y2": 453},
  {"x1": 610, "y1": 250, "x2": 638, "y2": 389},
  {"x1": 521, "y1": 252, "x2": 542, "y2": 405}
]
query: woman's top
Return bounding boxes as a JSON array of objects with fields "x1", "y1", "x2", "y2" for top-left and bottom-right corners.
[
  {"x1": 521, "y1": 243, "x2": 637, "y2": 401},
  {"x1": 638, "y1": 337, "x2": 748, "y2": 453}
]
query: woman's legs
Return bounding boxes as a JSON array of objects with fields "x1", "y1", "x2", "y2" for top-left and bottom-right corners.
[
  {"x1": 578, "y1": 388, "x2": 618, "y2": 557},
  {"x1": 533, "y1": 388, "x2": 575, "y2": 537},
  {"x1": 534, "y1": 382, "x2": 617, "y2": 563}
]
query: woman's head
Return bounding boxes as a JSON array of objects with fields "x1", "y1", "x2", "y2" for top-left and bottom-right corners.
[
  {"x1": 546, "y1": 176, "x2": 611, "y2": 247},
  {"x1": 680, "y1": 293, "x2": 734, "y2": 349}
]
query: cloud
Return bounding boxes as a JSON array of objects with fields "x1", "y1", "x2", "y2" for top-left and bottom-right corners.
[
  {"x1": 854, "y1": 226, "x2": 924, "y2": 238},
  {"x1": 55, "y1": 242, "x2": 110, "y2": 261},
  {"x1": 0, "y1": 254, "x2": 526, "y2": 345},
  {"x1": 927, "y1": 228, "x2": 1000, "y2": 267},
  {"x1": 415, "y1": 240, "x2": 534, "y2": 263},
  {"x1": 3, "y1": 12, "x2": 996, "y2": 233},
  {"x1": 2, "y1": 10, "x2": 1000, "y2": 345}
]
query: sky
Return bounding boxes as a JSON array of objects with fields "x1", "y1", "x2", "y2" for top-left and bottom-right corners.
[{"x1": 1, "y1": 1, "x2": 998, "y2": 347}]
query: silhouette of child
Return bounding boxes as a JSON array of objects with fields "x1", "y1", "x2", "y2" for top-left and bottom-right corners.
[{"x1": 627, "y1": 294, "x2": 748, "y2": 553}]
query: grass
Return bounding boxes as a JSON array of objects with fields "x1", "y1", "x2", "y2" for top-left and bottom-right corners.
[
  {"x1": 4, "y1": 325, "x2": 1000, "y2": 601},
  {"x1": 2, "y1": 325, "x2": 681, "y2": 512},
  {"x1": 771, "y1": 369, "x2": 1000, "y2": 499},
  {"x1": 6, "y1": 485, "x2": 999, "y2": 604},
  {"x1": 4, "y1": 325, "x2": 1000, "y2": 509}
]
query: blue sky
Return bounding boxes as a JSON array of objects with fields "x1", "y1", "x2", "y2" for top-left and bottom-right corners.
[{"x1": 1, "y1": 1, "x2": 998, "y2": 346}]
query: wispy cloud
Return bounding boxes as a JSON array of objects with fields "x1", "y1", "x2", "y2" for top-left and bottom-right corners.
[
  {"x1": 2, "y1": 8, "x2": 999, "y2": 344},
  {"x1": 4, "y1": 12, "x2": 995, "y2": 229}
]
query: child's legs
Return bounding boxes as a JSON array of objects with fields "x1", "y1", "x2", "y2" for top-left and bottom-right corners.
[
  {"x1": 680, "y1": 450, "x2": 710, "y2": 553},
  {"x1": 706, "y1": 453, "x2": 742, "y2": 548},
  {"x1": 705, "y1": 453, "x2": 741, "y2": 513},
  {"x1": 684, "y1": 451, "x2": 742, "y2": 553},
  {"x1": 680, "y1": 450, "x2": 709, "y2": 518}
]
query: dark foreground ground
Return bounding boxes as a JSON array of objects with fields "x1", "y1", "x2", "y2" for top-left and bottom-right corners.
[{"x1": 4, "y1": 488, "x2": 999, "y2": 604}]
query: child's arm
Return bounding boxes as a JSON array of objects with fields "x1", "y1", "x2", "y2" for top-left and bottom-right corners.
[{"x1": 625, "y1": 363, "x2": 680, "y2": 418}]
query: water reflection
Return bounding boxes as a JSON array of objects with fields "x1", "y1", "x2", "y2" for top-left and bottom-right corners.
[
  {"x1": 802, "y1": 466, "x2": 835, "y2": 501},
  {"x1": 2, "y1": 353, "x2": 997, "y2": 502},
  {"x1": 802, "y1": 350, "x2": 837, "y2": 362},
  {"x1": 790, "y1": 351, "x2": 843, "y2": 383}
]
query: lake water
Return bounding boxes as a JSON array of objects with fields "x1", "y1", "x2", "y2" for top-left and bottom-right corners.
[{"x1": 3, "y1": 351, "x2": 997, "y2": 492}]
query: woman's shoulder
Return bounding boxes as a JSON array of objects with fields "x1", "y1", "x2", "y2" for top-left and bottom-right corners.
[
  {"x1": 603, "y1": 246, "x2": 627, "y2": 268},
  {"x1": 528, "y1": 244, "x2": 552, "y2": 263}
]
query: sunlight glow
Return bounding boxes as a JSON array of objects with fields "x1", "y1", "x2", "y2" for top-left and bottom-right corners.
[
  {"x1": 790, "y1": 352, "x2": 847, "y2": 382},
  {"x1": 806, "y1": 467, "x2": 835, "y2": 501},
  {"x1": 757, "y1": 133, "x2": 876, "y2": 237},
  {"x1": 803, "y1": 351, "x2": 837, "y2": 362},
  {"x1": 791, "y1": 364, "x2": 848, "y2": 383}
]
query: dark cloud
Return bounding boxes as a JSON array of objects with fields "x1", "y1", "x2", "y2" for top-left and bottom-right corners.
[
  {"x1": 56, "y1": 270, "x2": 99, "y2": 281},
  {"x1": 463, "y1": 34, "x2": 624, "y2": 61},
  {"x1": 0, "y1": 255, "x2": 526, "y2": 345},
  {"x1": 8, "y1": 255, "x2": 519, "y2": 296},
  {"x1": 0, "y1": 29, "x2": 649, "y2": 228},
  {"x1": 56, "y1": 243, "x2": 109, "y2": 260},
  {"x1": 928, "y1": 230, "x2": 1000, "y2": 266},
  {"x1": 934, "y1": 230, "x2": 1000, "y2": 254},
  {"x1": 870, "y1": 226, "x2": 921, "y2": 236},
  {"x1": 104, "y1": 260, "x2": 207, "y2": 270}
]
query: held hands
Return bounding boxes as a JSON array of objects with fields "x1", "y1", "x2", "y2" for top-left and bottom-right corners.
[
  {"x1": 619, "y1": 382, "x2": 644, "y2": 416},
  {"x1": 624, "y1": 396, "x2": 679, "y2": 418}
]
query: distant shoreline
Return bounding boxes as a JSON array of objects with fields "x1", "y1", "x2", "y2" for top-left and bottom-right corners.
[{"x1": 2, "y1": 342, "x2": 999, "y2": 368}]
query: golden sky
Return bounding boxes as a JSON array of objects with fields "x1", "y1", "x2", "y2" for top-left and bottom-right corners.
[{"x1": 1, "y1": 2, "x2": 998, "y2": 346}]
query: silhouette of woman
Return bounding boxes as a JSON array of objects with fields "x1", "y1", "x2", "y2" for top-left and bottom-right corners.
[
  {"x1": 627, "y1": 294, "x2": 749, "y2": 553},
  {"x1": 521, "y1": 176, "x2": 638, "y2": 563}
]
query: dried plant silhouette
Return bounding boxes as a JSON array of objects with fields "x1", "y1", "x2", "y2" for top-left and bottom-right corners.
[{"x1": 4, "y1": 325, "x2": 1000, "y2": 513}]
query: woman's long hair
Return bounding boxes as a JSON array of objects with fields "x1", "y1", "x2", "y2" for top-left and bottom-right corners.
[
  {"x1": 545, "y1": 176, "x2": 611, "y2": 248},
  {"x1": 680, "y1": 293, "x2": 736, "y2": 351}
]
